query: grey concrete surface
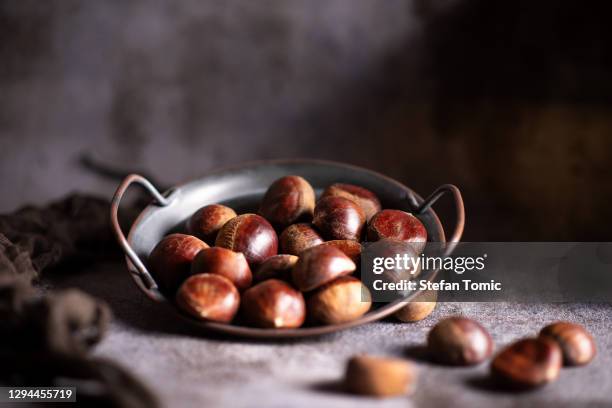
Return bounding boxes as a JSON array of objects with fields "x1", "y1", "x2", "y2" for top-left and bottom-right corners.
[{"x1": 49, "y1": 261, "x2": 612, "y2": 408}]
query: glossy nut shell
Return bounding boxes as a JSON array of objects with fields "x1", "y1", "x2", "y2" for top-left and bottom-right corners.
[
  {"x1": 307, "y1": 276, "x2": 371, "y2": 324},
  {"x1": 241, "y1": 279, "x2": 306, "y2": 328},
  {"x1": 291, "y1": 245, "x2": 356, "y2": 292},
  {"x1": 215, "y1": 213, "x2": 278, "y2": 267},
  {"x1": 148, "y1": 233, "x2": 209, "y2": 294},
  {"x1": 176, "y1": 273, "x2": 240, "y2": 323},
  {"x1": 321, "y1": 183, "x2": 381, "y2": 221},
  {"x1": 427, "y1": 316, "x2": 494, "y2": 366},
  {"x1": 190, "y1": 247, "x2": 252, "y2": 291},
  {"x1": 313, "y1": 196, "x2": 365, "y2": 241}
]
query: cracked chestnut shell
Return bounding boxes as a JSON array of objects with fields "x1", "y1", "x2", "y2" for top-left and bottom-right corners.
[
  {"x1": 307, "y1": 276, "x2": 371, "y2": 324},
  {"x1": 176, "y1": 273, "x2": 240, "y2": 323},
  {"x1": 291, "y1": 245, "x2": 356, "y2": 292},
  {"x1": 321, "y1": 183, "x2": 381, "y2": 221},
  {"x1": 253, "y1": 254, "x2": 298, "y2": 283},
  {"x1": 215, "y1": 213, "x2": 278, "y2": 267},
  {"x1": 491, "y1": 338, "x2": 562, "y2": 389},
  {"x1": 259, "y1": 176, "x2": 315, "y2": 229},
  {"x1": 345, "y1": 355, "x2": 417, "y2": 397},
  {"x1": 148, "y1": 233, "x2": 209, "y2": 294},
  {"x1": 367, "y1": 209, "x2": 427, "y2": 254},
  {"x1": 190, "y1": 247, "x2": 252, "y2": 291},
  {"x1": 539, "y1": 322, "x2": 596, "y2": 366},
  {"x1": 279, "y1": 223, "x2": 323, "y2": 255},
  {"x1": 427, "y1": 316, "x2": 494, "y2": 366},
  {"x1": 187, "y1": 204, "x2": 237, "y2": 244},
  {"x1": 313, "y1": 196, "x2": 365, "y2": 241},
  {"x1": 241, "y1": 279, "x2": 305, "y2": 328}
]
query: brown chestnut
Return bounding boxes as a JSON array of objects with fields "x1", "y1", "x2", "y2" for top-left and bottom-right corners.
[
  {"x1": 394, "y1": 290, "x2": 437, "y2": 322},
  {"x1": 186, "y1": 204, "x2": 237, "y2": 244},
  {"x1": 259, "y1": 175, "x2": 315, "y2": 229},
  {"x1": 321, "y1": 183, "x2": 381, "y2": 221},
  {"x1": 190, "y1": 247, "x2": 252, "y2": 291},
  {"x1": 176, "y1": 273, "x2": 240, "y2": 323},
  {"x1": 427, "y1": 316, "x2": 494, "y2": 366},
  {"x1": 253, "y1": 254, "x2": 298, "y2": 283},
  {"x1": 279, "y1": 223, "x2": 323, "y2": 255},
  {"x1": 316, "y1": 240, "x2": 362, "y2": 264},
  {"x1": 291, "y1": 245, "x2": 356, "y2": 292},
  {"x1": 539, "y1": 322, "x2": 596, "y2": 366},
  {"x1": 367, "y1": 210, "x2": 427, "y2": 254},
  {"x1": 148, "y1": 233, "x2": 209, "y2": 294},
  {"x1": 307, "y1": 276, "x2": 371, "y2": 324},
  {"x1": 345, "y1": 355, "x2": 417, "y2": 397},
  {"x1": 491, "y1": 338, "x2": 562, "y2": 389},
  {"x1": 215, "y1": 213, "x2": 278, "y2": 267},
  {"x1": 241, "y1": 279, "x2": 305, "y2": 328},
  {"x1": 313, "y1": 196, "x2": 366, "y2": 241}
]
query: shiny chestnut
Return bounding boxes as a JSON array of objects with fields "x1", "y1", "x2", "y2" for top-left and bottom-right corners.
[
  {"x1": 148, "y1": 233, "x2": 209, "y2": 294},
  {"x1": 259, "y1": 175, "x2": 315, "y2": 229},
  {"x1": 307, "y1": 276, "x2": 371, "y2": 324},
  {"x1": 190, "y1": 247, "x2": 252, "y2": 291},
  {"x1": 187, "y1": 204, "x2": 236, "y2": 244},
  {"x1": 279, "y1": 223, "x2": 323, "y2": 255},
  {"x1": 241, "y1": 279, "x2": 305, "y2": 328},
  {"x1": 345, "y1": 355, "x2": 417, "y2": 397},
  {"x1": 176, "y1": 273, "x2": 240, "y2": 323},
  {"x1": 427, "y1": 316, "x2": 494, "y2": 366},
  {"x1": 291, "y1": 245, "x2": 356, "y2": 292},
  {"x1": 215, "y1": 213, "x2": 278, "y2": 267},
  {"x1": 253, "y1": 254, "x2": 298, "y2": 283},
  {"x1": 316, "y1": 240, "x2": 362, "y2": 264},
  {"x1": 539, "y1": 322, "x2": 596, "y2": 366},
  {"x1": 321, "y1": 183, "x2": 381, "y2": 221},
  {"x1": 491, "y1": 338, "x2": 562, "y2": 389},
  {"x1": 313, "y1": 196, "x2": 365, "y2": 241},
  {"x1": 367, "y1": 210, "x2": 427, "y2": 254}
]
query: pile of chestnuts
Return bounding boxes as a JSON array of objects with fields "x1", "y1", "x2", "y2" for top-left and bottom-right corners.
[{"x1": 147, "y1": 175, "x2": 428, "y2": 328}]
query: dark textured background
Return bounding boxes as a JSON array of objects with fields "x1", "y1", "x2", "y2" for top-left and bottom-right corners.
[{"x1": 2, "y1": 0, "x2": 612, "y2": 240}]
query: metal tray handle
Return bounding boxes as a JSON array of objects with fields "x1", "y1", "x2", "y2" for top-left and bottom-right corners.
[
  {"x1": 110, "y1": 174, "x2": 171, "y2": 294},
  {"x1": 416, "y1": 184, "x2": 465, "y2": 256}
]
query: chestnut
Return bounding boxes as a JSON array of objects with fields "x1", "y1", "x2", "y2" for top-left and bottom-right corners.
[
  {"x1": 491, "y1": 338, "x2": 562, "y2": 389},
  {"x1": 316, "y1": 240, "x2": 362, "y2": 264},
  {"x1": 253, "y1": 254, "x2": 298, "y2": 283},
  {"x1": 367, "y1": 210, "x2": 427, "y2": 254},
  {"x1": 321, "y1": 183, "x2": 381, "y2": 221},
  {"x1": 176, "y1": 273, "x2": 240, "y2": 323},
  {"x1": 291, "y1": 245, "x2": 356, "y2": 292},
  {"x1": 186, "y1": 204, "x2": 237, "y2": 244},
  {"x1": 345, "y1": 355, "x2": 417, "y2": 397},
  {"x1": 148, "y1": 233, "x2": 209, "y2": 294},
  {"x1": 313, "y1": 196, "x2": 366, "y2": 241},
  {"x1": 259, "y1": 175, "x2": 315, "y2": 229},
  {"x1": 539, "y1": 322, "x2": 596, "y2": 366},
  {"x1": 190, "y1": 247, "x2": 252, "y2": 291},
  {"x1": 307, "y1": 276, "x2": 371, "y2": 324},
  {"x1": 241, "y1": 279, "x2": 305, "y2": 328},
  {"x1": 279, "y1": 223, "x2": 323, "y2": 255},
  {"x1": 427, "y1": 316, "x2": 494, "y2": 366},
  {"x1": 215, "y1": 213, "x2": 278, "y2": 267},
  {"x1": 394, "y1": 290, "x2": 437, "y2": 322}
]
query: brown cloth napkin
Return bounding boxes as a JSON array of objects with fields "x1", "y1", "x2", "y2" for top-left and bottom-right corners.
[{"x1": 0, "y1": 194, "x2": 159, "y2": 408}]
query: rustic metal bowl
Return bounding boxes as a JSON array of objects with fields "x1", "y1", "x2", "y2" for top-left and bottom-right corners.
[{"x1": 110, "y1": 159, "x2": 464, "y2": 338}]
